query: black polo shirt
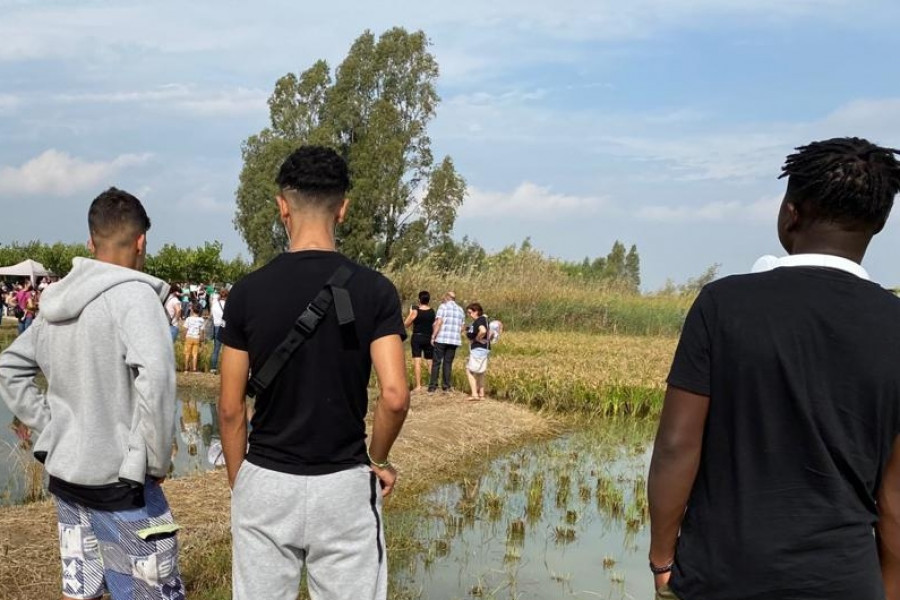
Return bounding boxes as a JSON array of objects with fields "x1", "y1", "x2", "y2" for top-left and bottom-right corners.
[
  {"x1": 221, "y1": 251, "x2": 405, "y2": 476},
  {"x1": 668, "y1": 265, "x2": 900, "y2": 599}
]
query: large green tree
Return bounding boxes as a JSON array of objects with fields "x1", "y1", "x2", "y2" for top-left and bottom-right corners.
[{"x1": 235, "y1": 28, "x2": 466, "y2": 268}]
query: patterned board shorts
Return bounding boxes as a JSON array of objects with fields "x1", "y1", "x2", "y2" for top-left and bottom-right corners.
[{"x1": 55, "y1": 480, "x2": 185, "y2": 600}]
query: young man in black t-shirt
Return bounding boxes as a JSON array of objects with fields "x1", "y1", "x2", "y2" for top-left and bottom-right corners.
[
  {"x1": 218, "y1": 146, "x2": 410, "y2": 600},
  {"x1": 648, "y1": 138, "x2": 900, "y2": 600}
]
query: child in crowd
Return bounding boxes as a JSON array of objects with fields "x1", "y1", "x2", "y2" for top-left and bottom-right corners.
[{"x1": 182, "y1": 303, "x2": 205, "y2": 373}]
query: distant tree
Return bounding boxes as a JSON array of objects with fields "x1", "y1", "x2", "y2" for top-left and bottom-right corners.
[
  {"x1": 144, "y1": 242, "x2": 251, "y2": 283},
  {"x1": 234, "y1": 27, "x2": 465, "y2": 268},
  {"x1": 0, "y1": 241, "x2": 90, "y2": 278},
  {"x1": 625, "y1": 244, "x2": 641, "y2": 290},
  {"x1": 603, "y1": 241, "x2": 627, "y2": 281},
  {"x1": 679, "y1": 263, "x2": 720, "y2": 294},
  {"x1": 560, "y1": 240, "x2": 641, "y2": 291},
  {"x1": 1, "y1": 241, "x2": 251, "y2": 283}
]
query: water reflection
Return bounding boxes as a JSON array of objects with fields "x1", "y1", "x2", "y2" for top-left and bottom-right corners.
[
  {"x1": 392, "y1": 420, "x2": 656, "y2": 600},
  {"x1": 0, "y1": 393, "x2": 223, "y2": 505}
]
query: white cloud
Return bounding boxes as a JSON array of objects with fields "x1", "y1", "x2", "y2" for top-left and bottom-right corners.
[
  {"x1": 818, "y1": 98, "x2": 900, "y2": 142},
  {"x1": 461, "y1": 182, "x2": 609, "y2": 219},
  {"x1": 0, "y1": 94, "x2": 19, "y2": 114},
  {"x1": 176, "y1": 188, "x2": 232, "y2": 214},
  {"x1": 56, "y1": 85, "x2": 268, "y2": 117},
  {"x1": 599, "y1": 133, "x2": 789, "y2": 182},
  {"x1": 0, "y1": 150, "x2": 152, "y2": 196},
  {"x1": 0, "y1": 0, "x2": 878, "y2": 76},
  {"x1": 637, "y1": 195, "x2": 781, "y2": 222}
]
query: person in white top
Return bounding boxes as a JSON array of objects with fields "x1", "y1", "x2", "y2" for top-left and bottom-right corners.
[
  {"x1": 209, "y1": 288, "x2": 228, "y2": 374},
  {"x1": 182, "y1": 303, "x2": 206, "y2": 373},
  {"x1": 164, "y1": 284, "x2": 182, "y2": 342}
]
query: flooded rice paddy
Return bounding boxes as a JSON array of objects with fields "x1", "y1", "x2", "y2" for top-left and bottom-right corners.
[
  {"x1": 392, "y1": 419, "x2": 656, "y2": 600},
  {"x1": 0, "y1": 392, "x2": 223, "y2": 505}
]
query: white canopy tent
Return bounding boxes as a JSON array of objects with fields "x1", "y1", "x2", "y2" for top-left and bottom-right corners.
[{"x1": 0, "y1": 259, "x2": 52, "y2": 287}]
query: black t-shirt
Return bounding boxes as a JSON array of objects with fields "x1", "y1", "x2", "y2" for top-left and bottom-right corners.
[
  {"x1": 667, "y1": 267, "x2": 900, "y2": 600},
  {"x1": 220, "y1": 251, "x2": 406, "y2": 476},
  {"x1": 411, "y1": 306, "x2": 435, "y2": 337},
  {"x1": 467, "y1": 315, "x2": 489, "y2": 350}
]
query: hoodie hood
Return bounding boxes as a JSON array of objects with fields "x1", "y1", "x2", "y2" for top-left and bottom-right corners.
[{"x1": 39, "y1": 257, "x2": 169, "y2": 323}]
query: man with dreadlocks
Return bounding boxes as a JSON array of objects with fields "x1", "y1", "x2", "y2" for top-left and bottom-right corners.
[{"x1": 647, "y1": 137, "x2": 900, "y2": 600}]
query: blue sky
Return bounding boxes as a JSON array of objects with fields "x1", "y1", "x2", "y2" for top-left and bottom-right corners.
[{"x1": 1, "y1": 0, "x2": 899, "y2": 289}]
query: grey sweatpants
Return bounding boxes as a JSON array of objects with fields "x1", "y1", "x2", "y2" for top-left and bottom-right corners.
[{"x1": 231, "y1": 461, "x2": 387, "y2": 600}]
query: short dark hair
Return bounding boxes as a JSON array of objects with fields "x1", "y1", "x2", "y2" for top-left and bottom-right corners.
[
  {"x1": 88, "y1": 187, "x2": 151, "y2": 243},
  {"x1": 466, "y1": 302, "x2": 484, "y2": 316},
  {"x1": 276, "y1": 146, "x2": 350, "y2": 211},
  {"x1": 779, "y1": 137, "x2": 900, "y2": 227},
  {"x1": 418, "y1": 290, "x2": 430, "y2": 305}
]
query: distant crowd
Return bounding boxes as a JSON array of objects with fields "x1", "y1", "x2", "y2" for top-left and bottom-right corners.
[
  {"x1": 163, "y1": 283, "x2": 230, "y2": 373},
  {"x1": 1, "y1": 277, "x2": 56, "y2": 334}
]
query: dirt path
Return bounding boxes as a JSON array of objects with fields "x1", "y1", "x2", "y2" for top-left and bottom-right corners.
[{"x1": 0, "y1": 389, "x2": 558, "y2": 599}]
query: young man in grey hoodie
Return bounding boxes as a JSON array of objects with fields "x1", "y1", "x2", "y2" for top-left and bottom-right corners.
[{"x1": 0, "y1": 188, "x2": 185, "y2": 600}]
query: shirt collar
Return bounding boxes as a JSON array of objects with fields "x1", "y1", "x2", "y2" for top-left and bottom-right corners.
[{"x1": 751, "y1": 253, "x2": 869, "y2": 281}]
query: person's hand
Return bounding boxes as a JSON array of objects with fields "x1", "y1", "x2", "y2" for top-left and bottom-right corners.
[
  {"x1": 654, "y1": 570, "x2": 671, "y2": 591},
  {"x1": 371, "y1": 463, "x2": 398, "y2": 497}
]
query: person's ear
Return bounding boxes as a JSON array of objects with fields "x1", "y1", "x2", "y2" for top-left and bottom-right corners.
[
  {"x1": 87, "y1": 238, "x2": 96, "y2": 256},
  {"x1": 337, "y1": 197, "x2": 350, "y2": 224},
  {"x1": 136, "y1": 233, "x2": 147, "y2": 255},
  {"x1": 782, "y1": 201, "x2": 801, "y2": 233},
  {"x1": 276, "y1": 194, "x2": 291, "y2": 222}
]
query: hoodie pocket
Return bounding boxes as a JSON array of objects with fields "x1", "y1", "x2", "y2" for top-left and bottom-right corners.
[
  {"x1": 118, "y1": 430, "x2": 148, "y2": 486},
  {"x1": 33, "y1": 421, "x2": 57, "y2": 464}
]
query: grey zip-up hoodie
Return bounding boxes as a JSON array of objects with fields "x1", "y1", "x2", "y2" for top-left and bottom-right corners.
[{"x1": 0, "y1": 257, "x2": 176, "y2": 486}]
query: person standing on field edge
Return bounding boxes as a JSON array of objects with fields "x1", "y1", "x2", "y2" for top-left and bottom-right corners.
[
  {"x1": 428, "y1": 291, "x2": 465, "y2": 393},
  {"x1": 218, "y1": 145, "x2": 410, "y2": 600},
  {"x1": 0, "y1": 188, "x2": 184, "y2": 600},
  {"x1": 165, "y1": 283, "x2": 182, "y2": 342},
  {"x1": 404, "y1": 290, "x2": 435, "y2": 391},
  {"x1": 209, "y1": 287, "x2": 227, "y2": 374},
  {"x1": 648, "y1": 138, "x2": 900, "y2": 600}
]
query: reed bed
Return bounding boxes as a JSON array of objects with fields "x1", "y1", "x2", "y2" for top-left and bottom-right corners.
[{"x1": 387, "y1": 254, "x2": 694, "y2": 337}]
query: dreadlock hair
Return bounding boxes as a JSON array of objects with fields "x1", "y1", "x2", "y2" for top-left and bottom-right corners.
[
  {"x1": 779, "y1": 137, "x2": 900, "y2": 228},
  {"x1": 276, "y1": 145, "x2": 349, "y2": 212}
]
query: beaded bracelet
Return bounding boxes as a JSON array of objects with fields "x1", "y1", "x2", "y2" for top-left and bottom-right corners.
[
  {"x1": 367, "y1": 450, "x2": 392, "y2": 469},
  {"x1": 649, "y1": 555, "x2": 674, "y2": 574}
]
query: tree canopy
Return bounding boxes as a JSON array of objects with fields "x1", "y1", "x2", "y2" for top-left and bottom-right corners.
[
  {"x1": 562, "y1": 241, "x2": 642, "y2": 292},
  {"x1": 0, "y1": 241, "x2": 250, "y2": 284},
  {"x1": 235, "y1": 28, "x2": 466, "y2": 268}
]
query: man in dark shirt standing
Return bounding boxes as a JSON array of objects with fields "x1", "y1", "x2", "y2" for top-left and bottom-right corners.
[
  {"x1": 218, "y1": 146, "x2": 410, "y2": 600},
  {"x1": 648, "y1": 138, "x2": 900, "y2": 600}
]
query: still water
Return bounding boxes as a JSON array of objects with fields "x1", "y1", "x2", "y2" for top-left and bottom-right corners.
[
  {"x1": 393, "y1": 420, "x2": 656, "y2": 600},
  {"x1": 0, "y1": 393, "x2": 222, "y2": 505}
]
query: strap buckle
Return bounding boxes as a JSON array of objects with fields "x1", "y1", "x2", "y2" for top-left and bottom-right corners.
[{"x1": 295, "y1": 301, "x2": 325, "y2": 335}]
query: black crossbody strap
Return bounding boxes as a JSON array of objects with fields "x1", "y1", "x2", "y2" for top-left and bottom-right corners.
[{"x1": 246, "y1": 264, "x2": 355, "y2": 398}]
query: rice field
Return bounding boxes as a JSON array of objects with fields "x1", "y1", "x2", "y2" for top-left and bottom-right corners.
[{"x1": 443, "y1": 331, "x2": 676, "y2": 415}]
